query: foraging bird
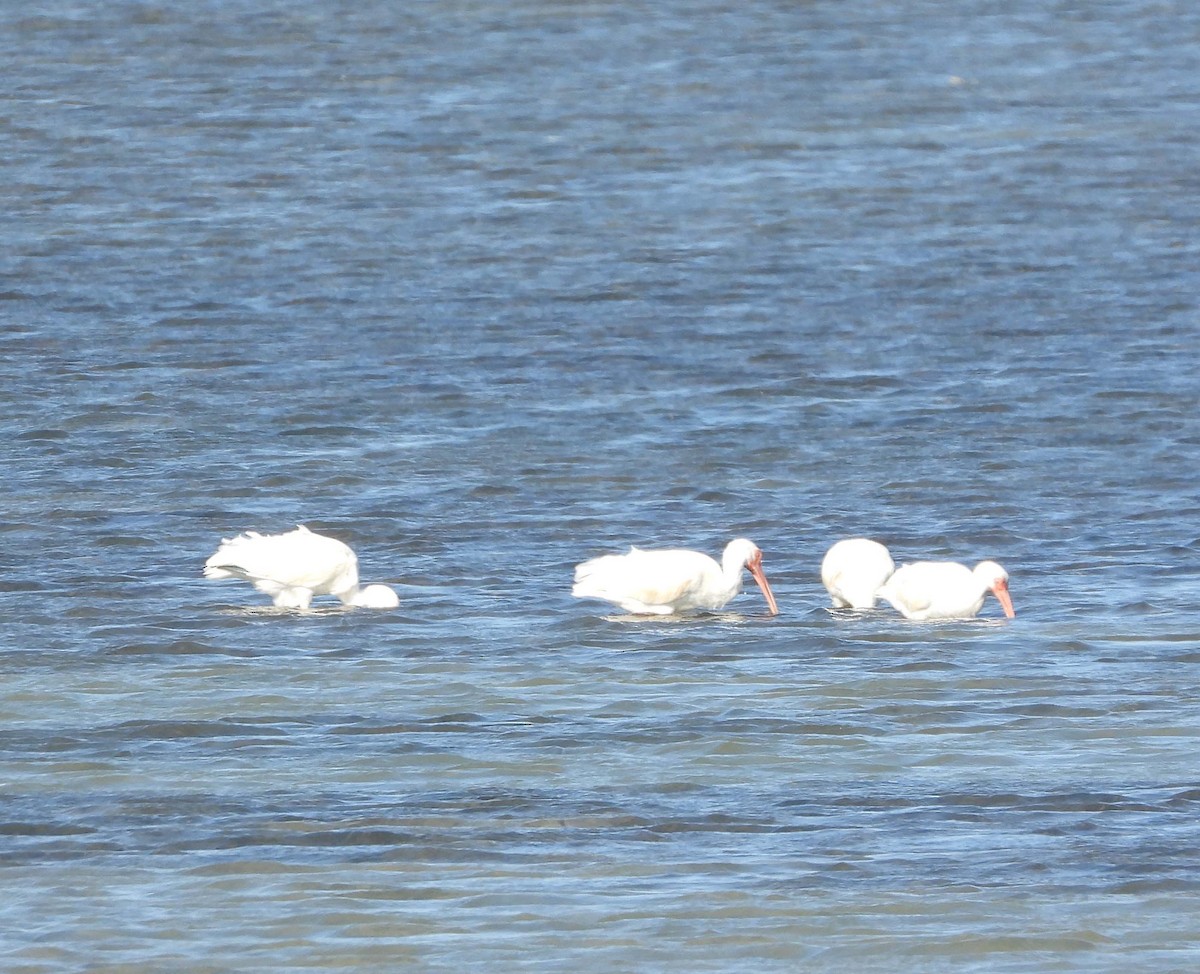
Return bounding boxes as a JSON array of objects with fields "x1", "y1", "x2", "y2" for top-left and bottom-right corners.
[
  {"x1": 203, "y1": 525, "x2": 399, "y2": 609},
  {"x1": 820, "y1": 538, "x2": 895, "y2": 609},
  {"x1": 876, "y1": 560, "x2": 1015, "y2": 620},
  {"x1": 572, "y1": 538, "x2": 779, "y2": 616}
]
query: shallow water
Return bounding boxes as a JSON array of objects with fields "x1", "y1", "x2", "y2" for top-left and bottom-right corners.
[{"x1": 3, "y1": 0, "x2": 1200, "y2": 970}]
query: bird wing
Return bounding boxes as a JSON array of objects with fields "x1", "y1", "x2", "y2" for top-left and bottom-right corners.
[
  {"x1": 822, "y1": 563, "x2": 850, "y2": 593},
  {"x1": 205, "y1": 527, "x2": 357, "y2": 592},
  {"x1": 822, "y1": 544, "x2": 894, "y2": 608},
  {"x1": 880, "y1": 565, "x2": 936, "y2": 615},
  {"x1": 573, "y1": 547, "x2": 713, "y2": 607},
  {"x1": 821, "y1": 567, "x2": 851, "y2": 605},
  {"x1": 613, "y1": 548, "x2": 714, "y2": 606}
]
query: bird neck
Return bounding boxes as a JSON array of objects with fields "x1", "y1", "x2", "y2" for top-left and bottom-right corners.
[{"x1": 720, "y1": 552, "x2": 747, "y2": 594}]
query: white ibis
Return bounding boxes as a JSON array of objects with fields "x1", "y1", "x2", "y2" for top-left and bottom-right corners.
[
  {"x1": 820, "y1": 537, "x2": 895, "y2": 609},
  {"x1": 572, "y1": 538, "x2": 779, "y2": 616},
  {"x1": 877, "y1": 560, "x2": 1015, "y2": 620},
  {"x1": 203, "y1": 525, "x2": 399, "y2": 609}
]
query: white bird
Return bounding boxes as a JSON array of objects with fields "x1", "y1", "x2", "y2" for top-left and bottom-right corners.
[
  {"x1": 820, "y1": 538, "x2": 895, "y2": 609},
  {"x1": 877, "y1": 560, "x2": 1015, "y2": 621},
  {"x1": 572, "y1": 538, "x2": 779, "y2": 616},
  {"x1": 203, "y1": 525, "x2": 399, "y2": 609}
]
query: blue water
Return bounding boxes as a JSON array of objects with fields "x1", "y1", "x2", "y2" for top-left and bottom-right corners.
[{"x1": 3, "y1": 0, "x2": 1200, "y2": 970}]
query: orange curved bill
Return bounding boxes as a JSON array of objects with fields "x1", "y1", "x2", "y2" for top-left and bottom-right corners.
[
  {"x1": 749, "y1": 559, "x2": 780, "y2": 616},
  {"x1": 993, "y1": 579, "x2": 1015, "y2": 618}
]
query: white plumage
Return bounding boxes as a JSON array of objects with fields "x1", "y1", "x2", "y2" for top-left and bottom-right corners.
[
  {"x1": 572, "y1": 538, "x2": 779, "y2": 616},
  {"x1": 876, "y1": 560, "x2": 1014, "y2": 621},
  {"x1": 820, "y1": 538, "x2": 895, "y2": 609},
  {"x1": 203, "y1": 525, "x2": 399, "y2": 609}
]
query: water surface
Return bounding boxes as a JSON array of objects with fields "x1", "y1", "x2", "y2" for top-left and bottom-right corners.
[{"x1": 3, "y1": 0, "x2": 1200, "y2": 970}]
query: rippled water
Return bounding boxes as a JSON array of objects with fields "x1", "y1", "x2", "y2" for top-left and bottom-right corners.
[{"x1": 4, "y1": 0, "x2": 1200, "y2": 970}]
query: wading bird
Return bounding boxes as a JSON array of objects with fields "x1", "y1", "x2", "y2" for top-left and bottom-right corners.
[
  {"x1": 204, "y1": 525, "x2": 399, "y2": 609},
  {"x1": 876, "y1": 560, "x2": 1014, "y2": 621},
  {"x1": 572, "y1": 538, "x2": 779, "y2": 616},
  {"x1": 820, "y1": 537, "x2": 895, "y2": 609}
]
